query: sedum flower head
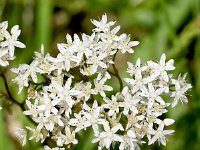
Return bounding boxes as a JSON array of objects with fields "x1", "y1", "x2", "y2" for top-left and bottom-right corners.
[{"x1": 9, "y1": 14, "x2": 192, "y2": 150}]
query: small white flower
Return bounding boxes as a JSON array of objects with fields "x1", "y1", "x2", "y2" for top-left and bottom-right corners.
[
  {"x1": 119, "y1": 91, "x2": 140, "y2": 115},
  {"x1": 86, "y1": 52, "x2": 108, "y2": 73},
  {"x1": 26, "y1": 126, "x2": 45, "y2": 143},
  {"x1": 118, "y1": 34, "x2": 139, "y2": 54},
  {"x1": 126, "y1": 113, "x2": 145, "y2": 130},
  {"x1": 124, "y1": 72, "x2": 151, "y2": 93},
  {"x1": 15, "y1": 127, "x2": 27, "y2": 146},
  {"x1": 37, "y1": 93, "x2": 58, "y2": 117},
  {"x1": 92, "y1": 123, "x2": 124, "y2": 149},
  {"x1": 94, "y1": 74, "x2": 113, "y2": 97},
  {"x1": 57, "y1": 43, "x2": 80, "y2": 71},
  {"x1": 147, "y1": 53, "x2": 175, "y2": 82},
  {"x1": 119, "y1": 129, "x2": 139, "y2": 150},
  {"x1": 102, "y1": 95, "x2": 119, "y2": 116},
  {"x1": 23, "y1": 100, "x2": 39, "y2": 117},
  {"x1": 47, "y1": 114, "x2": 64, "y2": 128},
  {"x1": 148, "y1": 122, "x2": 174, "y2": 146},
  {"x1": 171, "y1": 80, "x2": 192, "y2": 107},
  {"x1": 52, "y1": 77, "x2": 81, "y2": 108},
  {"x1": 127, "y1": 58, "x2": 147, "y2": 76},
  {"x1": 69, "y1": 113, "x2": 90, "y2": 132},
  {"x1": 1, "y1": 25, "x2": 25, "y2": 57},
  {"x1": 103, "y1": 28, "x2": 120, "y2": 42},
  {"x1": 0, "y1": 48, "x2": 11, "y2": 66},
  {"x1": 76, "y1": 82, "x2": 94, "y2": 101},
  {"x1": 83, "y1": 101, "x2": 105, "y2": 136},
  {"x1": 0, "y1": 21, "x2": 8, "y2": 41},
  {"x1": 25, "y1": 61, "x2": 41, "y2": 83},
  {"x1": 12, "y1": 75, "x2": 29, "y2": 94},
  {"x1": 11, "y1": 64, "x2": 30, "y2": 93},
  {"x1": 91, "y1": 14, "x2": 115, "y2": 33},
  {"x1": 140, "y1": 83, "x2": 165, "y2": 108},
  {"x1": 152, "y1": 103, "x2": 169, "y2": 117},
  {"x1": 60, "y1": 126, "x2": 78, "y2": 145},
  {"x1": 73, "y1": 33, "x2": 93, "y2": 61}
]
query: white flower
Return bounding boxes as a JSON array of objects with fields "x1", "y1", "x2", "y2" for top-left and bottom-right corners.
[
  {"x1": 23, "y1": 100, "x2": 39, "y2": 117},
  {"x1": 124, "y1": 72, "x2": 151, "y2": 93},
  {"x1": 80, "y1": 65, "x2": 96, "y2": 76},
  {"x1": 60, "y1": 126, "x2": 78, "y2": 145},
  {"x1": 126, "y1": 113, "x2": 145, "y2": 130},
  {"x1": 11, "y1": 74, "x2": 29, "y2": 94},
  {"x1": 102, "y1": 95, "x2": 119, "y2": 116},
  {"x1": 119, "y1": 129, "x2": 139, "y2": 150},
  {"x1": 171, "y1": 80, "x2": 192, "y2": 107},
  {"x1": 25, "y1": 61, "x2": 41, "y2": 83},
  {"x1": 86, "y1": 52, "x2": 108, "y2": 73},
  {"x1": 11, "y1": 64, "x2": 30, "y2": 93},
  {"x1": 140, "y1": 83, "x2": 165, "y2": 108},
  {"x1": 127, "y1": 58, "x2": 147, "y2": 76},
  {"x1": 119, "y1": 89, "x2": 140, "y2": 115},
  {"x1": 94, "y1": 74, "x2": 113, "y2": 97},
  {"x1": 152, "y1": 103, "x2": 169, "y2": 117},
  {"x1": 73, "y1": 33, "x2": 93, "y2": 61},
  {"x1": 69, "y1": 113, "x2": 91, "y2": 132},
  {"x1": 100, "y1": 25, "x2": 121, "y2": 44},
  {"x1": 176, "y1": 73, "x2": 189, "y2": 87},
  {"x1": 1, "y1": 25, "x2": 25, "y2": 56},
  {"x1": 33, "y1": 114, "x2": 52, "y2": 131},
  {"x1": 118, "y1": 34, "x2": 139, "y2": 54},
  {"x1": 37, "y1": 93, "x2": 58, "y2": 117},
  {"x1": 83, "y1": 101, "x2": 106, "y2": 136},
  {"x1": 57, "y1": 43, "x2": 80, "y2": 71},
  {"x1": 26, "y1": 126, "x2": 46, "y2": 143},
  {"x1": 92, "y1": 123, "x2": 124, "y2": 150},
  {"x1": 75, "y1": 81, "x2": 94, "y2": 101},
  {"x1": 147, "y1": 53, "x2": 175, "y2": 82},
  {"x1": 52, "y1": 77, "x2": 81, "y2": 108},
  {"x1": 57, "y1": 99, "x2": 72, "y2": 119},
  {"x1": 43, "y1": 83, "x2": 60, "y2": 100},
  {"x1": 0, "y1": 48, "x2": 10, "y2": 66},
  {"x1": 15, "y1": 127, "x2": 27, "y2": 146},
  {"x1": 33, "y1": 44, "x2": 45, "y2": 63},
  {"x1": 146, "y1": 113, "x2": 162, "y2": 129},
  {"x1": 91, "y1": 14, "x2": 115, "y2": 33},
  {"x1": 148, "y1": 122, "x2": 174, "y2": 146},
  {"x1": 0, "y1": 21, "x2": 8, "y2": 41},
  {"x1": 47, "y1": 114, "x2": 64, "y2": 128}
]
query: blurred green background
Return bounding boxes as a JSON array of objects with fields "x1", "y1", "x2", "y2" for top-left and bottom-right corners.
[{"x1": 0, "y1": 0, "x2": 200, "y2": 150}]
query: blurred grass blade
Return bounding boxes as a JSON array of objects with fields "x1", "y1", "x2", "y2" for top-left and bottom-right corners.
[
  {"x1": 35, "y1": 0, "x2": 53, "y2": 53},
  {"x1": 168, "y1": 16, "x2": 200, "y2": 59}
]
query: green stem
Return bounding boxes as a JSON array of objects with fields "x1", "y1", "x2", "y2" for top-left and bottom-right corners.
[{"x1": 112, "y1": 54, "x2": 123, "y2": 91}]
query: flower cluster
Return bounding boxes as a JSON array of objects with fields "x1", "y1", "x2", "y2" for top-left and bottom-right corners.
[
  {"x1": 10, "y1": 14, "x2": 192, "y2": 150},
  {"x1": 0, "y1": 21, "x2": 25, "y2": 67}
]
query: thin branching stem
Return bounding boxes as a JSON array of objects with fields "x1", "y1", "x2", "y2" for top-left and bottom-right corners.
[{"x1": 112, "y1": 53, "x2": 123, "y2": 91}]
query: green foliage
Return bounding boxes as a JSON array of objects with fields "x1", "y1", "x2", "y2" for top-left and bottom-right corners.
[{"x1": 0, "y1": 0, "x2": 200, "y2": 149}]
